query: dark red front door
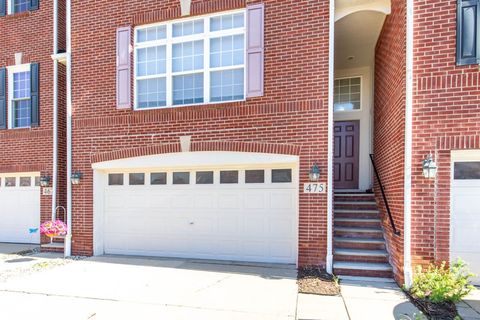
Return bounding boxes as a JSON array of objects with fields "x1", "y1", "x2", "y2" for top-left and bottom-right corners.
[{"x1": 334, "y1": 121, "x2": 360, "y2": 189}]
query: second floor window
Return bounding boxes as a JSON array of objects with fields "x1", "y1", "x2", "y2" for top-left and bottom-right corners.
[
  {"x1": 7, "y1": 64, "x2": 31, "y2": 129},
  {"x1": 14, "y1": 0, "x2": 28, "y2": 13},
  {"x1": 134, "y1": 10, "x2": 246, "y2": 109},
  {"x1": 11, "y1": 0, "x2": 29, "y2": 14},
  {"x1": 12, "y1": 70, "x2": 31, "y2": 128}
]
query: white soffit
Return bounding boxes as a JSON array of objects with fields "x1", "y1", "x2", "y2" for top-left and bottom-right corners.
[{"x1": 335, "y1": 10, "x2": 387, "y2": 69}]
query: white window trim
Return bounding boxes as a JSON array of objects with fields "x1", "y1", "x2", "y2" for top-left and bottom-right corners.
[
  {"x1": 333, "y1": 75, "x2": 363, "y2": 113},
  {"x1": 133, "y1": 9, "x2": 247, "y2": 110},
  {"x1": 7, "y1": 63, "x2": 31, "y2": 129},
  {"x1": 7, "y1": 0, "x2": 13, "y2": 14},
  {"x1": 7, "y1": 0, "x2": 28, "y2": 14}
]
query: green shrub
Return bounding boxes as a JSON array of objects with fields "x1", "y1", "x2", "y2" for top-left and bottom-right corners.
[{"x1": 409, "y1": 259, "x2": 476, "y2": 303}]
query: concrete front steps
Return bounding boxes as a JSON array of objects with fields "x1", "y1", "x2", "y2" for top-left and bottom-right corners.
[{"x1": 333, "y1": 192, "x2": 393, "y2": 278}]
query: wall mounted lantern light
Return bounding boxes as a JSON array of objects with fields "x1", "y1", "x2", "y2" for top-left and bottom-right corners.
[
  {"x1": 422, "y1": 154, "x2": 438, "y2": 179},
  {"x1": 309, "y1": 162, "x2": 321, "y2": 182},
  {"x1": 39, "y1": 176, "x2": 51, "y2": 187},
  {"x1": 71, "y1": 172, "x2": 83, "y2": 185}
]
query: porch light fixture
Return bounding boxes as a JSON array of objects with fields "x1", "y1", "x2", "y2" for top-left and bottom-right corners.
[
  {"x1": 39, "y1": 176, "x2": 51, "y2": 187},
  {"x1": 309, "y1": 162, "x2": 321, "y2": 182},
  {"x1": 71, "y1": 172, "x2": 83, "y2": 185},
  {"x1": 422, "y1": 154, "x2": 438, "y2": 179}
]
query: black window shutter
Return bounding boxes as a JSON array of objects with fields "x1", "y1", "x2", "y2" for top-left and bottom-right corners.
[
  {"x1": 30, "y1": 63, "x2": 39, "y2": 127},
  {"x1": 0, "y1": 0, "x2": 6, "y2": 17},
  {"x1": 0, "y1": 68, "x2": 6, "y2": 129},
  {"x1": 457, "y1": 0, "x2": 480, "y2": 65},
  {"x1": 29, "y1": 0, "x2": 39, "y2": 11}
]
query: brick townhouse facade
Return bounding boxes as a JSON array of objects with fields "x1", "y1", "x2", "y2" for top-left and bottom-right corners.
[
  {"x1": 375, "y1": 0, "x2": 480, "y2": 284},
  {"x1": 1, "y1": 0, "x2": 480, "y2": 287}
]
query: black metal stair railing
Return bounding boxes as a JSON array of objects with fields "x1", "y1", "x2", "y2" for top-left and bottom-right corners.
[{"x1": 369, "y1": 154, "x2": 401, "y2": 236}]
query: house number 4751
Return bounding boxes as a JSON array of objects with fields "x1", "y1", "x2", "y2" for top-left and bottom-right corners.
[{"x1": 303, "y1": 183, "x2": 326, "y2": 194}]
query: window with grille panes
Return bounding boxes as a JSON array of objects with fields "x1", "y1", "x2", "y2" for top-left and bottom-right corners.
[
  {"x1": 334, "y1": 77, "x2": 361, "y2": 112},
  {"x1": 134, "y1": 10, "x2": 246, "y2": 109}
]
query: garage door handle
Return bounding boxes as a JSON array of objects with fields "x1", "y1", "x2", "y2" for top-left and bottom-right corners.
[{"x1": 189, "y1": 222, "x2": 194, "y2": 225}]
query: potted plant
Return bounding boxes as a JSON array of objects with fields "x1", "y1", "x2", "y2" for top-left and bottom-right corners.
[{"x1": 40, "y1": 220, "x2": 68, "y2": 238}]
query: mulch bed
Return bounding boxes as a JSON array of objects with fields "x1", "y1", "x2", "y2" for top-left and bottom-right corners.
[
  {"x1": 297, "y1": 266, "x2": 340, "y2": 296},
  {"x1": 404, "y1": 291, "x2": 459, "y2": 320}
]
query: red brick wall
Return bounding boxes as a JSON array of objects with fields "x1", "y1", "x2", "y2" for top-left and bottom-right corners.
[
  {"x1": 0, "y1": 2, "x2": 60, "y2": 238},
  {"x1": 70, "y1": 0, "x2": 331, "y2": 263},
  {"x1": 412, "y1": 0, "x2": 480, "y2": 267},
  {"x1": 374, "y1": 0, "x2": 407, "y2": 283}
]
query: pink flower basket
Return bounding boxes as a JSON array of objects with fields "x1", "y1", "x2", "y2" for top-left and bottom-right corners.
[{"x1": 40, "y1": 220, "x2": 68, "y2": 238}]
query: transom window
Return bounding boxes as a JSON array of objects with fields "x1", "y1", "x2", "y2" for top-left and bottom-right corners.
[
  {"x1": 334, "y1": 77, "x2": 361, "y2": 112},
  {"x1": 134, "y1": 10, "x2": 246, "y2": 109}
]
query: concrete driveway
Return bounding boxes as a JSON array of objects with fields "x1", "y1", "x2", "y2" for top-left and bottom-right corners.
[{"x1": 0, "y1": 255, "x2": 298, "y2": 320}]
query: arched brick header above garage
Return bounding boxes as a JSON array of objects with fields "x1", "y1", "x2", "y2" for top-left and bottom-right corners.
[{"x1": 91, "y1": 141, "x2": 301, "y2": 164}]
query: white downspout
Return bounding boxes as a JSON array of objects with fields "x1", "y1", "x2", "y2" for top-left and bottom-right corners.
[
  {"x1": 51, "y1": 0, "x2": 58, "y2": 221},
  {"x1": 404, "y1": 0, "x2": 414, "y2": 288},
  {"x1": 326, "y1": 0, "x2": 335, "y2": 274},
  {"x1": 65, "y1": 0, "x2": 73, "y2": 257}
]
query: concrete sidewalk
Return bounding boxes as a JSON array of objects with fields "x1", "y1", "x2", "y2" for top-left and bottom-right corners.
[
  {"x1": 297, "y1": 279, "x2": 421, "y2": 320},
  {"x1": 0, "y1": 255, "x2": 299, "y2": 319},
  {"x1": 0, "y1": 252, "x2": 424, "y2": 320},
  {"x1": 457, "y1": 289, "x2": 480, "y2": 320},
  {"x1": 0, "y1": 243, "x2": 39, "y2": 255}
]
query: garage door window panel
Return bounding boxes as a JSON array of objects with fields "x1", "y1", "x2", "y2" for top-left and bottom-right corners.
[
  {"x1": 272, "y1": 169, "x2": 292, "y2": 183},
  {"x1": 151, "y1": 172, "x2": 167, "y2": 185},
  {"x1": 129, "y1": 173, "x2": 145, "y2": 185},
  {"x1": 220, "y1": 170, "x2": 239, "y2": 184},
  {"x1": 173, "y1": 172, "x2": 190, "y2": 184},
  {"x1": 5, "y1": 177, "x2": 15, "y2": 187},
  {"x1": 108, "y1": 174, "x2": 124, "y2": 186},
  {"x1": 196, "y1": 171, "x2": 214, "y2": 184},
  {"x1": 34, "y1": 176, "x2": 40, "y2": 186},
  {"x1": 454, "y1": 162, "x2": 480, "y2": 180},
  {"x1": 19, "y1": 177, "x2": 31, "y2": 187},
  {"x1": 245, "y1": 170, "x2": 264, "y2": 183}
]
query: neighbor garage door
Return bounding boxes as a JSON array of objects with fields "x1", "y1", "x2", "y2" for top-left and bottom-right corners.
[
  {"x1": 102, "y1": 167, "x2": 298, "y2": 264},
  {"x1": 451, "y1": 151, "x2": 480, "y2": 285},
  {"x1": 0, "y1": 173, "x2": 41, "y2": 244}
]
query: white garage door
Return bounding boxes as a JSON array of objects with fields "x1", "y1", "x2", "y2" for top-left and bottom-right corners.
[
  {"x1": 102, "y1": 167, "x2": 298, "y2": 264},
  {"x1": 0, "y1": 173, "x2": 41, "y2": 244},
  {"x1": 451, "y1": 151, "x2": 480, "y2": 285}
]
